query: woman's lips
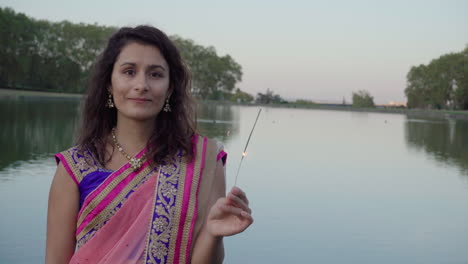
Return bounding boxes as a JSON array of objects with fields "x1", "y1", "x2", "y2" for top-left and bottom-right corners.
[{"x1": 129, "y1": 98, "x2": 151, "y2": 103}]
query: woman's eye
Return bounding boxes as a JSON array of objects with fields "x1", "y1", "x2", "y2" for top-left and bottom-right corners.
[
  {"x1": 151, "y1": 72, "x2": 163, "y2": 78},
  {"x1": 124, "y1": 69, "x2": 135, "y2": 76}
]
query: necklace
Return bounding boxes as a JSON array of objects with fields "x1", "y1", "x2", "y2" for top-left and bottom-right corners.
[{"x1": 111, "y1": 128, "x2": 147, "y2": 171}]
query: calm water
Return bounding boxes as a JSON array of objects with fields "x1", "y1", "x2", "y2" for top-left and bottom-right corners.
[{"x1": 1, "y1": 98, "x2": 468, "y2": 264}]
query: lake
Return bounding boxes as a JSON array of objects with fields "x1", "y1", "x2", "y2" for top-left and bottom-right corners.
[{"x1": 1, "y1": 98, "x2": 468, "y2": 263}]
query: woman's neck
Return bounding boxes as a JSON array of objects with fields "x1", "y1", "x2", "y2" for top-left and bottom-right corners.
[{"x1": 113, "y1": 117, "x2": 155, "y2": 156}]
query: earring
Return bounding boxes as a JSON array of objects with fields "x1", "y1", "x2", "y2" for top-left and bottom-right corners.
[
  {"x1": 163, "y1": 97, "x2": 171, "y2": 112},
  {"x1": 106, "y1": 92, "x2": 114, "y2": 108}
]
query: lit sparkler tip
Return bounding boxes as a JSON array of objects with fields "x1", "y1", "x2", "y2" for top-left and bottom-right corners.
[{"x1": 234, "y1": 108, "x2": 262, "y2": 187}]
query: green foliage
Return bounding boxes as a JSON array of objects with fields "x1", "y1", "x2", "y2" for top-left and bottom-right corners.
[
  {"x1": 405, "y1": 47, "x2": 468, "y2": 110},
  {"x1": 171, "y1": 36, "x2": 242, "y2": 100},
  {"x1": 0, "y1": 7, "x2": 115, "y2": 93},
  {"x1": 295, "y1": 99, "x2": 316, "y2": 105},
  {"x1": 256, "y1": 88, "x2": 286, "y2": 104},
  {"x1": 352, "y1": 90, "x2": 375, "y2": 108},
  {"x1": 229, "y1": 88, "x2": 254, "y2": 103},
  {"x1": 0, "y1": 7, "x2": 243, "y2": 99}
]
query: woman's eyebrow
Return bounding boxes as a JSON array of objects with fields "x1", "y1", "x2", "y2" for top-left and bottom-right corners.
[
  {"x1": 147, "y1": 64, "x2": 166, "y2": 71},
  {"x1": 119, "y1": 62, "x2": 166, "y2": 71},
  {"x1": 119, "y1": 62, "x2": 136, "y2": 67}
]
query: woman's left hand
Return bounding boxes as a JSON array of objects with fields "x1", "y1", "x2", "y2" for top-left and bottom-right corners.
[{"x1": 206, "y1": 187, "x2": 253, "y2": 238}]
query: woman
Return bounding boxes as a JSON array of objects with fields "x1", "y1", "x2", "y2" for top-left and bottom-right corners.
[{"x1": 46, "y1": 25, "x2": 253, "y2": 264}]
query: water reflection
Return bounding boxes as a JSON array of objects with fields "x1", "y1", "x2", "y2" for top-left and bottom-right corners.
[
  {"x1": 405, "y1": 115, "x2": 468, "y2": 176},
  {"x1": 0, "y1": 99, "x2": 238, "y2": 172},
  {"x1": 0, "y1": 98, "x2": 80, "y2": 171},
  {"x1": 2, "y1": 101, "x2": 468, "y2": 263},
  {"x1": 196, "y1": 102, "x2": 239, "y2": 142}
]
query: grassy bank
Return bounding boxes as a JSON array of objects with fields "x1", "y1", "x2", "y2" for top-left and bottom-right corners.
[{"x1": 0, "y1": 88, "x2": 82, "y2": 99}]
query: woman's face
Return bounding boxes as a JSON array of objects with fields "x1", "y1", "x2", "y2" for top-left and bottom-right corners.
[{"x1": 110, "y1": 42, "x2": 170, "y2": 122}]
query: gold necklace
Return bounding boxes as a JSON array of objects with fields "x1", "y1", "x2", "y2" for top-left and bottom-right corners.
[{"x1": 111, "y1": 128, "x2": 147, "y2": 171}]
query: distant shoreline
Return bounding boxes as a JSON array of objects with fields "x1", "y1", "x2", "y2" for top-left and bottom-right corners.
[
  {"x1": 2, "y1": 88, "x2": 468, "y2": 120},
  {"x1": 202, "y1": 99, "x2": 468, "y2": 120},
  {"x1": 0, "y1": 88, "x2": 83, "y2": 99}
]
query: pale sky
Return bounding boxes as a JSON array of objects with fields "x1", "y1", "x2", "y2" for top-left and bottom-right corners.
[{"x1": 2, "y1": 0, "x2": 467, "y2": 104}]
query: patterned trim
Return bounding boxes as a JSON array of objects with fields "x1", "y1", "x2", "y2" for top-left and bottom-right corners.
[
  {"x1": 76, "y1": 148, "x2": 148, "y2": 231},
  {"x1": 76, "y1": 161, "x2": 154, "y2": 241},
  {"x1": 55, "y1": 147, "x2": 100, "y2": 184},
  {"x1": 144, "y1": 135, "x2": 207, "y2": 264},
  {"x1": 142, "y1": 167, "x2": 162, "y2": 262},
  {"x1": 185, "y1": 136, "x2": 208, "y2": 260},
  {"x1": 173, "y1": 135, "x2": 206, "y2": 263},
  {"x1": 76, "y1": 165, "x2": 157, "y2": 247},
  {"x1": 172, "y1": 139, "x2": 198, "y2": 264},
  {"x1": 145, "y1": 151, "x2": 185, "y2": 263},
  {"x1": 55, "y1": 153, "x2": 79, "y2": 185}
]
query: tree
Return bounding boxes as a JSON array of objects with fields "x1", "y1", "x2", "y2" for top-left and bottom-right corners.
[
  {"x1": 0, "y1": 7, "x2": 243, "y2": 99},
  {"x1": 171, "y1": 36, "x2": 242, "y2": 100},
  {"x1": 256, "y1": 88, "x2": 285, "y2": 104},
  {"x1": 405, "y1": 47, "x2": 468, "y2": 110},
  {"x1": 352, "y1": 90, "x2": 375, "y2": 108},
  {"x1": 230, "y1": 88, "x2": 254, "y2": 103},
  {"x1": 295, "y1": 99, "x2": 316, "y2": 105},
  {"x1": 0, "y1": 7, "x2": 115, "y2": 93}
]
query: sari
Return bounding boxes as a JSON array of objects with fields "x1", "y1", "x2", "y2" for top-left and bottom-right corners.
[{"x1": 55, "y1": 135, "x2": 227, "y2": 264}]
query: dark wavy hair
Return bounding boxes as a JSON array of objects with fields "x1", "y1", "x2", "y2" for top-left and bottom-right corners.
[{"x1": 77, "y1": 25, "x2": 196, "y2": 166}]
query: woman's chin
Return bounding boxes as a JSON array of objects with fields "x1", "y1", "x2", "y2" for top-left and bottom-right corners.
[{"x1": 119, "y1": 111, "x2": 160, "y2": 122}]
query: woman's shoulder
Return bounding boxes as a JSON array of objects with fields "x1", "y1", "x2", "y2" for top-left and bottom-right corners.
[
  {"x1": 55, "y1": 145, "x2": 81, "y2": 159},
  {"x1": 194, "y1": 133, "x2": 224, "y2": 148},
  {"x1": 194, "y1": 134, "x2": 227, "y2": 166},
  {"x1": 55, "y1": 145, "x2": 94, "y2": 167},
  {"x1": 54, "y1": 145, "x2": 100, "y2": 185}
]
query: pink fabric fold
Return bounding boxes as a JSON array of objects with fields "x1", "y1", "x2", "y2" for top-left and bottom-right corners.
[
  {"x1": 76, "y1": 160, "x2": 150, "y2": 236},
  {"x1": 78, "y1": 148, "x2": 148, "y2": 220},
  {"x1": 69, "y1": 174, "x2": 157, "y2": 264}
]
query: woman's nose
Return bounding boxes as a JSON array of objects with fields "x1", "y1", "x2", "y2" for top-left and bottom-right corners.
[{"x1": 134, "y1": 73, "x2": 149, "y2": 91}]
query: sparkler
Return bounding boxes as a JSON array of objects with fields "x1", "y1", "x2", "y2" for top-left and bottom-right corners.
[{"x1": 234, "y1": 108, "x2": 262, "y2": 186}]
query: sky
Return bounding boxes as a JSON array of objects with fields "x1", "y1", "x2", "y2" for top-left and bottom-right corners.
[{"x1": 1, "y1": 0, "x2": 467, "y2": 104}]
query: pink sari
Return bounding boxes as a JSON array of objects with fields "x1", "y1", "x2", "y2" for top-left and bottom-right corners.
[{"x1": 55, "y1": 135, "x2": 227, "y2": 264}]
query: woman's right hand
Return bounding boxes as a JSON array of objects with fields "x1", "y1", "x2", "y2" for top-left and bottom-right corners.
[{"x1": 205, "y1": 187, "x2": 254, "y2": 238}]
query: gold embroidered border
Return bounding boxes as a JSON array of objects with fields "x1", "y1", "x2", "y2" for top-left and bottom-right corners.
[
  {"x1": 145, "y1": 155, "x2": 184, "y2": 264},
  {"x1": 142, "y1": 167, "x2": 161, "y2": 263},
  {"x1": 165, "y1": 159, "x2": 187, "y2": 263},
  {"x1": 71, "y1": 149, "x2": 99, "y2": 180},
  {"x1": 76, "y1": 163, "x2": 146, "y2": 230},
  {"x1": 60, "y1": 151, "x2": 82, "y2": 182},
  {"x1": 77, "y1": 165, "x2": 153, "y2": 240},
  {"x1": 60, "y1": 148, "x2": 98, "y2": 183},
  {"x1": 166, "y1": 136, "x2": 203, "y2": 264},
  {"x1": 178, "y1": 136, "x2": 205, "y2": 263}
]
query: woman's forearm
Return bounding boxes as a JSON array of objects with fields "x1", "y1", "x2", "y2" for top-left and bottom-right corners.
[{"x1": 191, "y1": 231, "x2": 224, "y2": 264}]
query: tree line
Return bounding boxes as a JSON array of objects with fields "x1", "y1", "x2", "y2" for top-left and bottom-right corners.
[
  {"x1": 0, "y1": 7, "x2": 244, "y2": 99},
  {"x1": 405, "y1": 46, "x2": 468, "y2": 110}
]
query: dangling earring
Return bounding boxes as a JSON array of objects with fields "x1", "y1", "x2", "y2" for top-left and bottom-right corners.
[
  {"x1": 163, "y1": 97, "x2": 171, "y2": 112},
  {"x1": 106, "y1": 92, "x2": 114, "y2": 108}
]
